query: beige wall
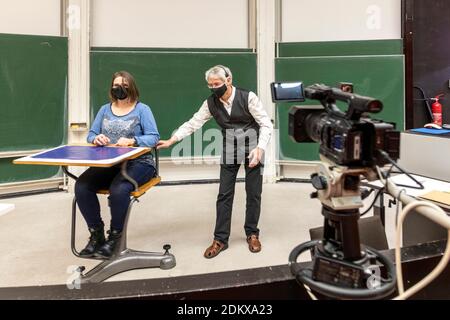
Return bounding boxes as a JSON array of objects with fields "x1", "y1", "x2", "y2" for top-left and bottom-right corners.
[
  {"x1": 91, "y1": 0, "x2": 249, "y2": 48},
  {"x1": 0, "y1": 0, "x2": 61, "y2": 36},
  {"x1": 0, "y1": 0, "x2": 403, "y2": 46},
  {"x1": 281, "y1": 0, "x2": 401, "y2": 42}
]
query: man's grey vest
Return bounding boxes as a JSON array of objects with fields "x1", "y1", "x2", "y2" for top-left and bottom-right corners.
[{"x1": 207, "y1": 88, "x2": 260, "y2": 163}]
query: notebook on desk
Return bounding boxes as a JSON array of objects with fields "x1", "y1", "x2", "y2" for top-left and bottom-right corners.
[
  {"x1": 418, "y1": 191, "x2": 450, "y2": 210},
  {"x1": 363, "y1": 174, "x2": 450, "y2": 198}
]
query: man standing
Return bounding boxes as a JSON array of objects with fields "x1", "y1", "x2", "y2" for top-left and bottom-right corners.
[{"x1": 157, "y1": 65, "x2": 273, "y2": 258}]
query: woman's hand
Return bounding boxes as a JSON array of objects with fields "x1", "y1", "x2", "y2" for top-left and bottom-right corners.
[
  {"x1": 157, "y1": 136, "x2": 178, "y2": 149},
  {"x1": 93, "y1": 134, "x2": 110, "y2": 146},
  {"x1": 248, "y1": 147, "x2": 264, "y2": 168},
  {"x1": 115, "y1": 137, "x2": 136, "y2": 147}
]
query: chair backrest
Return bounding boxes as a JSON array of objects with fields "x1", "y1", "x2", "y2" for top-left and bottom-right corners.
[{"x1": 131, "y1": 147, "x2": 160, "y2": 198}]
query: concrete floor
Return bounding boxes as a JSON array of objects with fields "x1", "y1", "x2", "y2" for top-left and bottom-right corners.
[{"x1": 0, "y1": 182, "x2": 396, "y2": 288}]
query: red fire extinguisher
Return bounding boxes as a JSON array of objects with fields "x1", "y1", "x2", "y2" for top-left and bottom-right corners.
[{"x1": 431, "y1": 94, "x2": 444, "y2": 126}]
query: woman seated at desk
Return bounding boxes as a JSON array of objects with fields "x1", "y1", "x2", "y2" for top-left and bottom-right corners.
[{"x1": 75, "y1": 71, "x2": 160, "y2": 259}]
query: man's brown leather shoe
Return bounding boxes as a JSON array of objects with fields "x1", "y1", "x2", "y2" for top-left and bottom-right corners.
[
  {"x1": 247, "y1": 234, "x2": 261, "y2": 253},
  {"x1": 204, "y1": 240, "x2": 228, "y2": 259}
]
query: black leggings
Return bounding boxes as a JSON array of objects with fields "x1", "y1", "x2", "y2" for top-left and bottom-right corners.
[{"x1": 74, "y1": 161, "x2": 155, "y2": 231}]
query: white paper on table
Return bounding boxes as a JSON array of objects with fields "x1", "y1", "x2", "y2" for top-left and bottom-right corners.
[{"x1": 366, "y1": 174, "x2": 450, "y2": 198}]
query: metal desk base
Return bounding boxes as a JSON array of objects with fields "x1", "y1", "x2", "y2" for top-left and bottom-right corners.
[
  {"x1": 79, "y1": 249, "x2": 176, "y2": 284},
  {"x1": 68, "y1": 161, "x2": 176, "y2": 284}
]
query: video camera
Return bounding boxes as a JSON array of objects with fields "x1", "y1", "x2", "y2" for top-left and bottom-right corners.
[
  {"x1": 272, "y1": 82, "x2": 399, "y2": 299},
  {"x1": 271, "y1": 82, "x2": 400, "y2": 167}
]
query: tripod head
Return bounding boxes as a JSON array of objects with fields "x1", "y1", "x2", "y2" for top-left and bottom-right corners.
[{"x1": 310, "y1": 156, "x2": 378, "y2": 212}]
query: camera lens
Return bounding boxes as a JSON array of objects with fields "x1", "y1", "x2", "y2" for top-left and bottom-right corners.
[
  {"x1": 304, "y1": 112, "x2": 327, "y2": 143},
  {"x1": 367, "y1": 100, "x2": 382, "y2": 113}
]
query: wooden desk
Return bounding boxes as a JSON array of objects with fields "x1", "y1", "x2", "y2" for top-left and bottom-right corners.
[
  {"x1": 13, "y1": 145, "x2": 151, "y2": 190},
  {"x1": 13, "y1": 145, "x2": 150, "y2": 167}
]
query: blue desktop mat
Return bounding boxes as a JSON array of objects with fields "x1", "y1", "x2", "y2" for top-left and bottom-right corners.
[
  {"x1": 410, "y1": 128, "x2": 450, "y2": 135},
  {"x1": 32, "y1": 146, "x2": 135, "y2": 161}
]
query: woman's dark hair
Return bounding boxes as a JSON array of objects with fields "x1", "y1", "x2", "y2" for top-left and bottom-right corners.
[{"x1": 109, "y1": 71, "x2": 140, "y2": 103}]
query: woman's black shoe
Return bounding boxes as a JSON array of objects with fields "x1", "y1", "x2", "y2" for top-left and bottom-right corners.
[
  {"x1": 79, "y1": 226, "x2": 105, "y2": 258},
  {"x1": 95, "y1": 229, "x2": 122, "y2": 259}
]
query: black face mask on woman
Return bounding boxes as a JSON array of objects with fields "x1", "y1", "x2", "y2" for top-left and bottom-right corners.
[
  {"x1": 210, "y1": 83, "x2": 228, "y2": 98},
  {"x1": 111, "y1": 86, "x2": 128, "y2": 100}
]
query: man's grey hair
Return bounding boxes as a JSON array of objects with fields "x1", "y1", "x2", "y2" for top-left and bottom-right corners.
[{"x1": 205, "y1": 65, "x2": 232, "y2": 82}]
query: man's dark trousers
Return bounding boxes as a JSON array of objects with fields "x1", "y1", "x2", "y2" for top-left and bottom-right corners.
[{"x1": 214, "y1": 159, "x2": 263, "y2": 244}]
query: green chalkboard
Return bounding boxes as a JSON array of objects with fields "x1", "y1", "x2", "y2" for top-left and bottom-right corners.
[
  {"x1": 276, "y1": 55, "x2": 404, "y2": 161},
  {"x1": 0, "y1": 158, "x2": 59, "y2": 184},
  {"x1": 0, "y1": 33, "x2": 67, "y2": 183},
  {"x1": 279, "y1": 39, "x2": 403, "y2": 57},
  {"x1": 0, "y1": 33, "x2": 68, "y2": 152},
  {"x1": 90, "y1": 49, "x2": 257, "y2": 157}
]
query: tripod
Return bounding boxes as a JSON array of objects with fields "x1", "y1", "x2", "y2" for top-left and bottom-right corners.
[{"x1": 289, "y1": 159, "x2": 396, "y2": 299}]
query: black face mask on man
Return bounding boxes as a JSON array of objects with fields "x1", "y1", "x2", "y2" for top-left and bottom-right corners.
[
  {"x1": 111, "y1": 85, "x2": 128, "y2": 100},
  {"x1": 211, "y1": 83, "x2": 228, "y2": 98}
]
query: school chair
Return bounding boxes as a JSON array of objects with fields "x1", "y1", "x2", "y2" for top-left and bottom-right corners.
[{"x1": 70, "y1": 149, "x2": 175, "y2": 283}]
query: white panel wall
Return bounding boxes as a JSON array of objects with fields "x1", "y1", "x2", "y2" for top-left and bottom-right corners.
[
  {"x1": 92, "y1": 0, "x2": 248, "y2": 48},
  {"x1": 282, "y1": 0, "x2": 401, "y2": 42},
  {"x1": 0, "y1": 0, "x2": 61, "y2": 36}
]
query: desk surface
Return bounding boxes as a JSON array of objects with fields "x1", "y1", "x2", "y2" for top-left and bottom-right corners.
[
  {"x1": 365, "y1": 174, "x2": 450, "y2": 196},
  {"x1": 13, "y1": 145, "x2": 151, "y2": 167},
  {"x1": 0, "y1": 203, "x2": 14, "y2": 217},
  {"x1": 364, "y1": 173, "x2": 450, "y2": 211}
]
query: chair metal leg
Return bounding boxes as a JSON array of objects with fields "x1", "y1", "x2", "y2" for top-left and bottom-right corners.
[
  {"x1": 71, "y1": 196, "x2": 82, "y2": 258},
  {"x1": 72, "y1": 194, "x2": 176, "y2": 283},
  {"x1": 114, "y1": 197, "x2": 136, "y2": 253},
  {"x1": 71, "y1": 196, "x2": 104, "y2": 260}
]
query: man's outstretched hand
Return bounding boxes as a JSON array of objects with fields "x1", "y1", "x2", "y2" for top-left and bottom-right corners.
[{"x1": 157, "y1": 137, "x2": 178, "y2": 149}]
